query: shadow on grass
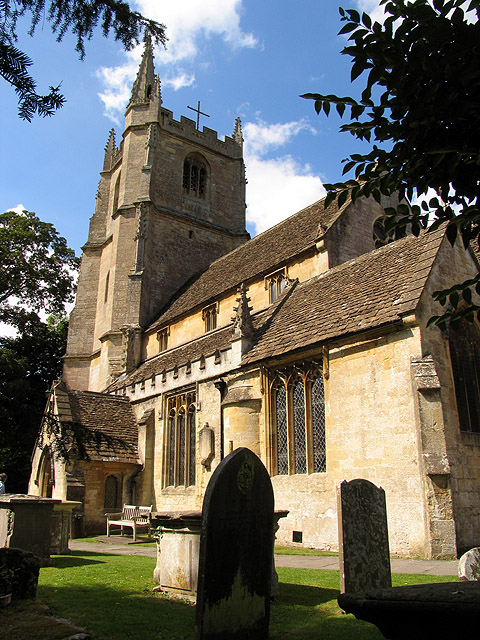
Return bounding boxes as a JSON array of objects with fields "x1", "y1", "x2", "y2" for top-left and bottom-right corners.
[
  {"x1": 38, "y1": 583, "x2": 196, "y2": 640},
  {"x1": 270, "y1": 581, "x2": 383, "y2": 640},
  {"x1": 51, "y1": 553, "x2": 106, "y2": 568}
]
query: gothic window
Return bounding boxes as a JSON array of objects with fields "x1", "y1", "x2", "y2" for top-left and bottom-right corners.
[
  {"x1": 165, "y1": 390, "x2": 196, "y2": 487},
  {"x1": 265, "y1": 269, "x2": 286, "y2": 303},
  {"x1": 449, "y1": 319, "x2": 480, "y2": 433},
  {"x1": 271, "y1": 364, "x2": 326, "y2": 475},
  {"x1": 157, "y1": 327, "x2": 169, "y2": 352},
  {"x1": 203, "y1": 304, "x2": 217, "y2": 332},
  {"x1": 183, "y1": 155, "x2": 207, "y2": 199},
  {"x1": 104, "y1": 475, "x2": 121, "y2": 508}
]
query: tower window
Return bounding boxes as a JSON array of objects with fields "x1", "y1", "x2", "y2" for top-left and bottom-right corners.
[{"x1": 183, "y1": 156, "x2": 208, "y2": 199}]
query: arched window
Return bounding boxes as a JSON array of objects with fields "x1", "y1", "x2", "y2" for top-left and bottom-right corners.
[
  {"x1": 271, "y1": 364, "x2": 326, "y2": 475},
  {"x1": 165, "y1": 391, "x2": 197, "y2": 487},
  {"x1": 449, "y1": 318, "x2": 480, "y2": 433},
  {"x1": 183, "y1": 155, "x2": 208, "y2": 199},
  {"x1": 38, "y1": 447, "x2": 54, "y2": 498},
  {"x1": 104, "y1": 475, "x2": 120, "y2": 509}
]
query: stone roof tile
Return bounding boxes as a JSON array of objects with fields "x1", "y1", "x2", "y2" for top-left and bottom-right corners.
[
  {"x1": 242, "y1": 229, "x2": 445, "y2": 364},
  {"x1": 65, "y1": 390, "x2": 139, "y2": 462}
]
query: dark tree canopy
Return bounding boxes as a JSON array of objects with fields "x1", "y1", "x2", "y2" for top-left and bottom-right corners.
[
  {"x1": 302, "y1": 0, "x2": 480, "y2": 324},
  {"x1": 0, "y1": 313, "x2": 68, "y2": 492},
  {"x1": 0, "y1": 0, "x2": 166, "y2": 120},
  {"x1": 0, "y1": 209, "x2": 79, "y2": 328}
]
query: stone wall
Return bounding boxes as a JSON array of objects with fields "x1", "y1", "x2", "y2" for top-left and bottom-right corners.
[{"x1": 415, "y1": 237, "x2": 480, "y2": 555}]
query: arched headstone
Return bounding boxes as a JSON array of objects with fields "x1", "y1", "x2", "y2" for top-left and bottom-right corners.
[
  {"x1": 337, "y1": 478, "x2": 391, "y2": 593},
  {"x1": 195, "y1": 448, "x2": 274, "y2": 640}
]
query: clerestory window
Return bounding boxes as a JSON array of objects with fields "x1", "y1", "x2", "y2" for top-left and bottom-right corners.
[
  {"x1": 157, "y1": 327, "x2": 169, "y2": 352},
  {"x1": 165, "y1": 391, "x2": 197, "y2": 487},
  {"x1": 449, "y1": 318, "x2": 480, "y2": 433},
  {"x1": 203, "y1": 304, "x2": 217, "y2": 332},
  {"x1": 265, "y1": 269, "x2": 286, "y2": 303},
  {"x1": 271, "y1": 364, "x2": 326, "y2": 475},
  {"x1": 183, "y1": 155, "x2": 207, "y2": 198}
]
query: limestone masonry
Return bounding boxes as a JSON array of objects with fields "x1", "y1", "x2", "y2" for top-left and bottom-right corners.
[{"x1": 29, "y1": 38, "x2": 480, "y2": 558}]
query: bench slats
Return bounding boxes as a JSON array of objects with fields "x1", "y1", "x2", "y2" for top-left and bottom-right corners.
[{"x1": 106, "y1": 504, "x2": 152, "y2": 542}]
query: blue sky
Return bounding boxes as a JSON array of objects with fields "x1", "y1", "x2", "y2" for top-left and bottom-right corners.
[{"x1": 1, "y1": 0, "x2": 385, "y2": 256}]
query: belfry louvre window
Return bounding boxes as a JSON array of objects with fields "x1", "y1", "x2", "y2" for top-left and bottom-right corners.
[
  {"x1": 271, "y1": 364, "x2": 326, "y2": 475},
  {"x1": 183, "y1": 156, "x2": 207, "y2": 198},
  {"x1": 166, "y1": 391, "x2": 196, "y2": 487},
  {"x1": 449, "y1": 319, "x2": 480, "y2": 433}
]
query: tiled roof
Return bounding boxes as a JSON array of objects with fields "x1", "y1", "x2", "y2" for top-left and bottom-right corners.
[
  {"x1": 107, "y1": 325, "x2": 234, "y2": 390},
  {"x1": 148, "y1": 196, "x2": 349, "y2": 331},
  {"x1": 242, "y1": 229, "x2": 444, "y2": 364},
  {"x1": 62, "y1": 389, "x2": 139, "y2": 462}
]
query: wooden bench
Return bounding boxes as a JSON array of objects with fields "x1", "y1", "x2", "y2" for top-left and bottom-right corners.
[{"x1": 106, "y1": 505, "x2": 152, "y2": 542}]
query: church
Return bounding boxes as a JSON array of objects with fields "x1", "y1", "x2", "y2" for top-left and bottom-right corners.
[{"x1": 29, "y1": 39, "x2": 480, "y2": 558}]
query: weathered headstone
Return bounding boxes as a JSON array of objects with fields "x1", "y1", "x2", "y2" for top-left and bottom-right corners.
[
  {"x1": 458, "y1": 547, "x2": 480, "y2": 581},
  {"x1": 195, "y1": 447, "x2": 274, "y2": 640},
  {"x1": 337, "y1": 478, "x2": 391, "y2": 593}
]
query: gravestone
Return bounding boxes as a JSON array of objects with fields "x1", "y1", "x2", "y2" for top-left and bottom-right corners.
[
  {"x1": 458, "y1": 547, "x2": 480, "y2": 581},
  {"x1": 337, "y1": 478, "x2": 391, "y2": 593},
  {"x1": 195, "y1": 447, "x2": 274, "y2": 640}
]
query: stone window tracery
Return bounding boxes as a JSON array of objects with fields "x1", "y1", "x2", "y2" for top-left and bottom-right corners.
[
  {"x1": 183, "y1": 155, "x2": 207, "y2": 199},
  {"x1": 270, "y1": 363, "x2": 326, "y2": 475},
  {"x1": 203, "y1": 304, "x2": 217, "y2": 332},
  {"x1": 165, "y1": 390, "x2": 196, "y2": 487},
  {"x1": 449, "y1": 318, "x2": 480, "y2": 433},
  {"x1": 265, "y1": 269, "x2": 286, "y2": 303},
  {"x1": 157, "y1": 327, "x2": 169, "y2": 352}
]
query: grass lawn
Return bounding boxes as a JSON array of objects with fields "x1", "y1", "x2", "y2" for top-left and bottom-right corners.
[{"x1": 3, "y1": 551, "x2": 458, "y2": 640}]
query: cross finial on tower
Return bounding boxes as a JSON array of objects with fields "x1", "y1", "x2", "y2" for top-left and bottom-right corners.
[{"x1": 187, "y1": 100, "x2": 210, "y2": 130}]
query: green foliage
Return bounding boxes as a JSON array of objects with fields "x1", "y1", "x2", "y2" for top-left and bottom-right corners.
[
  {"x1": 302, "y1": 0, "x2": 480, "y2": 324},
  {"x1": 0, "y1": 0, "x2": 167, "y2": 120},
  {"x1": 0, "y1": 313, "x2": 68, "y2": 492},
  {"x1": 0, "y1": 210, "x2": 78, "y2": 328}
]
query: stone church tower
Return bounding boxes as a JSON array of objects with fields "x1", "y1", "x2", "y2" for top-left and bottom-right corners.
[{"x1": 63, "y1": 38, "x2": 249, "y2": 392}]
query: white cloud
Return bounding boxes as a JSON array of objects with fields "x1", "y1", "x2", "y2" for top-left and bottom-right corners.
[
  {"x1": 97, "y1": 0, "x2": 256, "y2": 120},
  {"x1": 4, "y1": 203, "x2": 26, "y2": 214},
  {"x1": 243, "y1": 119, "x2": 325, "y2": 234},
  {"x1": 352, "y1": 1, "x2": 387, "y2": 23}
]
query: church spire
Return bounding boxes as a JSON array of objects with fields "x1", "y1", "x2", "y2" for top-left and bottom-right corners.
[{"x1": 129, "y1": 34, "x2": 156, "y2": 105}]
